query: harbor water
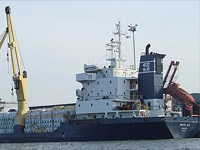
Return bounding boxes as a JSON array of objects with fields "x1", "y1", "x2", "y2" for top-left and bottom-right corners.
[{"x1": 0, "y1": 138, "x2": 199, "y2": 150}]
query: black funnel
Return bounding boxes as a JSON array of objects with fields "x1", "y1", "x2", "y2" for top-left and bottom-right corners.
[{"x1": 145, "y1": 44, "x2": 151, "y2": 55}]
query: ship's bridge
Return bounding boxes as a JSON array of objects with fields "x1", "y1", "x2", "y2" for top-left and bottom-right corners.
[{"x1": 75, "y1": 21, "x2": 139, "y2": 116}]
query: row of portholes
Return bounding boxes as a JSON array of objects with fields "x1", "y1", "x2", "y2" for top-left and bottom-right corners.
[
  {"x1": 87, "y1": 80, "x2": 126, "y2": 86},
  {"x1": 78, "y1": 102, "x2": 109, "y2": 108},
  {"x1": 88, "y1": 92, "x2": 126, "y2": 96}
]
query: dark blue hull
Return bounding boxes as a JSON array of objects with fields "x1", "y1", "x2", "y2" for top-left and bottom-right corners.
[{"x1": 0, "y1": 117, "x2": 199, "y2": 143}]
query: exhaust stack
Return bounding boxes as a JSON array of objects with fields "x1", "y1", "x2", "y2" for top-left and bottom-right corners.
[{"x1": 145, "y1": 44, "x2": 151, "y2": 55}]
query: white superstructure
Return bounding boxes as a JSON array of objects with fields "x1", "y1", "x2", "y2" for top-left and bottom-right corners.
[
  {"x1": 76, "y1": 22, "x2": 138, "y2": 116},
  {"x1": 75, "y1": 22, "x2": 181, "y2": 119}
]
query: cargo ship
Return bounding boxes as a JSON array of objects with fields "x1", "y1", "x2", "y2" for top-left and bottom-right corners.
[{"x1": 0, "y1": 6, "x2": 199, "y2": 143}]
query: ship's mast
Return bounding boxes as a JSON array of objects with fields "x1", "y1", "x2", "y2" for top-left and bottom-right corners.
[
  {"x1": 106, "y1": 22, "x2": 126, "y2": 69},
  {"x1": 114, "y1": 21, "x2": 125, "y2": 59}
]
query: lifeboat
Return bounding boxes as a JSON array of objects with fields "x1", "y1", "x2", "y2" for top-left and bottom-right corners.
[
  {"x1": 164, "y1": 83, "x2": 195, "y2": 106},
  {"x1": 116, "y1": 104, "x2": 132, "y2": 110}
]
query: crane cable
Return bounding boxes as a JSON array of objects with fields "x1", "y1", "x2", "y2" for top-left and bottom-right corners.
[
  {"x1": 3, "y1": 33, "x2": 14, "y2": 99},
  {"x1": 123, "y1": 34, "x2": 133, "y2": 66},
  {"x1": 10, "y1": 60, "x2": 14, "y2": 99},
  {"x1": 6, "y1": 37, "x2": 9, "y2": 73},
  {"x1": 6, "y1": 37, "x2": 14, "y2": 98},
  {"x1": 10, "y1": 63, "x2": 14, "y2": 99},
  {"x1": 15, "y1": 34, "x2": 26, "y2": 72},
  {"x1": 0, "y1": 30, "x2": 14, "y2": 99}
]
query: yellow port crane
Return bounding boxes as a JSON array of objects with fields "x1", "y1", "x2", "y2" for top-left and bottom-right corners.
[{"x1": 0, "y1": 6, "x2": 27, "y2": 131}]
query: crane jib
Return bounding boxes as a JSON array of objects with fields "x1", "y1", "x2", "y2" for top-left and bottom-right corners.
[{"x1": 0, "y1": 6, "x2": 28, "y2": 129}]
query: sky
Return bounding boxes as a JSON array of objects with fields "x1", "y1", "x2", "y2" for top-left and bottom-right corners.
[{"x1": 0, "y1": 1, "x2": 199, "y2": 107}]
